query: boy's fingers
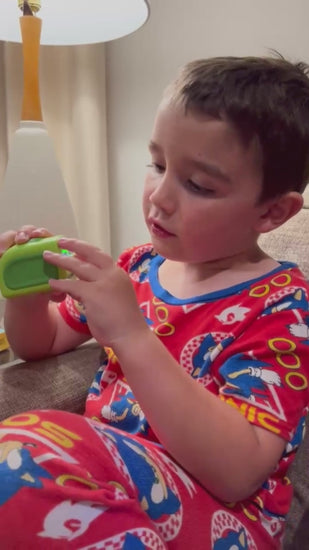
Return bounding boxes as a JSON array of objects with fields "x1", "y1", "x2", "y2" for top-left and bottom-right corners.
[
  {"x1": 15, "y1": 225, "x2": 40, "y2": 242},
  {"x1": 16, "y1": 226, "x2": 52, "y2": 243},
  {"x1": 49, "y1": 278, "x2": 82, "y2": 303},
  {"x1": 50, "y1": 292, "x2": 67, "y2": 303},
  {"x1": 44, "y1": 250, "x2": 98, "y2": 282},
  {"x1": 0, "y1": 227, "x2": 53, "y2": 256},
  {"x1": 30, "y1": 227, "x2": 52, "y2": 237},
  {"x1": 58, "y1": 238, "x2": 112, "y2": 270},
  {"x1": 0, "y1": 230, "x2": 17, "y2": 255}
]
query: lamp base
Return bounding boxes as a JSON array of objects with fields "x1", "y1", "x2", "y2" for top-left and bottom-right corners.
[{"x1": 0, "y1": 121, "x2": 78, "y2": 237}]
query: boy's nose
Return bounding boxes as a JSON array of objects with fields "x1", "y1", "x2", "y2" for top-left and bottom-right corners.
[{"x1": 149, "y1": 175, "x2": 176, "y2": 214}]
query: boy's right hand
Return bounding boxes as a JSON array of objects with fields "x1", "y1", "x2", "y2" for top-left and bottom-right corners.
[
  {"x1": 0, "y1": 225, "x2": 52, "y2": 256},
  {"x1": 0, "y1": 226, "x2": 66, "y2": 302}
]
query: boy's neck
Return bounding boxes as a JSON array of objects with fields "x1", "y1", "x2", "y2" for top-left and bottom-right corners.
[{"x1": 158, "y1": 246, "x2": 280, "y2": 299}]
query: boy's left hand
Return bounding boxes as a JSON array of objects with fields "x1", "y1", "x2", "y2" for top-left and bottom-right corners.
[{"x1": 44, "y1": 238, "x2": 148, "y2": 347}]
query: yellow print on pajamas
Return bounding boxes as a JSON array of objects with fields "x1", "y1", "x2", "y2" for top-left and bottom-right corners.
[{"x1": 141, "y1": 296, "x2": 176, "y2": 337}]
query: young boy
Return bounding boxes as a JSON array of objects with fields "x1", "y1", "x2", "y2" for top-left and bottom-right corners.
[{"x1": 0, "y1": 55, "x2": 309, "y2": 549}]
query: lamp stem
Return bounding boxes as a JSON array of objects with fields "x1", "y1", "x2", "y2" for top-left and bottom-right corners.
[
  {"x1": 19, "y1": 15, "x2": 43, "y2": 121},
  {"x1": 23, "y1": 1, "x2": 33, "y2": 16}
]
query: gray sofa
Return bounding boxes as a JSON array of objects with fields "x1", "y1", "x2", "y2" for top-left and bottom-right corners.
[{"x1": 0, "y1": 208, "x2": 308, "y2": 548}]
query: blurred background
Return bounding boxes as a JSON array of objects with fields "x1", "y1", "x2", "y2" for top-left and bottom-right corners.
[{"x1": 1, "y1": 0, "x2": 309, "y2": 257}]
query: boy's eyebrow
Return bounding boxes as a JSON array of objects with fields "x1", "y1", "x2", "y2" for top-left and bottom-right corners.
[{"x1": 148, "y1": 140, "x2": 231, "y2": 183}]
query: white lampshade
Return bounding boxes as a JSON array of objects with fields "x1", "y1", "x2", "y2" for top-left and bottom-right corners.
[{"x1": 0, "y1": 0, "x2": 149, "y2": 45}]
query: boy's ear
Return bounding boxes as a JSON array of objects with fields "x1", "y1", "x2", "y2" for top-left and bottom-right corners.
[{"x1": 255, "y1": 191, "x2": 304, "y2": 234}]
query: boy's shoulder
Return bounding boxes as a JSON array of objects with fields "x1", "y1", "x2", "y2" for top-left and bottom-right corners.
[
  {"x1": 262, "y1": 261, "x2": 309, "y2": 289},
  {"x1": 236, "y1": 261, "x2": 309, "y2": 310}
]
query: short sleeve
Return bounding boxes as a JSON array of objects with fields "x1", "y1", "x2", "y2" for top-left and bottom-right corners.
[
  {"x1": 218, "y1": 300, "x2": 309, "y2": 442},
  {"x1": 58, "y1": 295, "x2": 91, "y2": 335}
]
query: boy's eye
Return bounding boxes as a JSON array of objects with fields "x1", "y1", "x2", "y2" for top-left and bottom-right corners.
[
  {"x1": 186, "y1": 180, "x2": 214, "y2": 195},
  {"x1": 146, "y1": 163, "x2": 165, "y2": 174}
]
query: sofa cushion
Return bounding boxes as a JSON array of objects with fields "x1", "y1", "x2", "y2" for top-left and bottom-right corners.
[{"x1": 0, "y1": 342, "x2": 101, "y2": 420}]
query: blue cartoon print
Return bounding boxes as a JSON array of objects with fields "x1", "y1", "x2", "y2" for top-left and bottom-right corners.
[
  {"x1": 263, "y1": 289, "x2": 308, "y2": 316},
  {"x1": 140, "y1": 305, "x2": 154, "y2": 327},
  {"x1": 102, "y1": 427, "x2": 180, "y2": 520},
  {"x1": 285, "y1": 415, "x2": 307, "y2": 453},
  {"x1": 101, "y1": 391, "x2": 149, "y2": 435},
  {"x1": 219, "y1": 354, "x2": 282, "y2": 400},
  {"x1": 214, "y1": 527, "x2": 248, "y2": 549},
  {"x1": 123, "y1": 533, "x2": 147, "y2": 549},
  {"x1": 88, "y1": 364, "x2": 106, "y2": 397},
  {"x1": 0, "y1": 440, "x2": 52, "y2": 505},
  {"x1": 74, "y1": 300, "x2": 87, "y2": 324},
  {"x1": 192, "y1": 335, "x2": 234, "y2": 379}
]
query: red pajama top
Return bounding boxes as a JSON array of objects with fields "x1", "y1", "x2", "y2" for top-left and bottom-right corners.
[{"x1": 59, "y1": 244, "x2": 309, "y2": 522}]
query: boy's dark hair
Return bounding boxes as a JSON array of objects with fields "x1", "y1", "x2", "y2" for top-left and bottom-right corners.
[{"x1": 166, "y1": 56, "x2": 309, "y2": 201}]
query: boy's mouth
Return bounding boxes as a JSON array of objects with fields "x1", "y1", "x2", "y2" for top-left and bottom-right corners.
[{"x1": 148, "y1": 218, "x2": 174, "y2": 238}]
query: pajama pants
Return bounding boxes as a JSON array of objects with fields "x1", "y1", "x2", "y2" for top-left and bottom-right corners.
[{"x1": 0, "y1": 410, "x2": 283, "y2": 549}]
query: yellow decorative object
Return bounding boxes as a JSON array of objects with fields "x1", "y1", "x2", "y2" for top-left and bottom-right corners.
[
  {"x1": 18, "y1": 0, "x2": 41, "y2": 14},
  {"x1": 20, "y1": 15, "x2": 43, "y2": 121},
  {"x1": 0, "y1": 329, "x2": 9, "y2": 352}
]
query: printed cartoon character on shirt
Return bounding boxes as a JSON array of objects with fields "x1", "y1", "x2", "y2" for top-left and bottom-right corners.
[
  {"x1": 288, "y1": 315, "x2": 309, "y2": 346},
  {"x1": 213, "y1": 527, "x2": 248, "y2": 549},
  {"x1": 88, "y1": 363, "x2": 107, "y2": 397},
  {"x1": 192, "y1": 334, "x2": 234, "y2": 379},
  {"x1": 123, "y1": 533, "x2": 147, "y2": 549},
  {"x1": 102, "y1": 427, "x2": 180, "y2": 521},
  {"x1": 0, "y1": 440, "x2": 52, "y2": 506},
  {"x1": 73, "y1": 300, "x2": 88, "y2": 324},
  {"x1": 38, "y1": 500, "x2": 107, "y2": 541},
  {"x1": 211, "y1": 510, "x2": 257, "y2": 550},
  {"x1": 129, "y1": 250, "x2": 156, "y2": 283},
  {"x1": 101, "y1": 390, "x2": 149, "y2": 435},
  {"x1": 285, "y1": 414, "x2": 307, "y2": 453},
  {"x1": 219, "y1": 353, "x2": 282, "y2": 401},
  {"x1": 263, "y1": 288, "x2": 308, "y2": 316},
  {"x1": 215, "y1": 305, "x2": 250, "y2": 325}
]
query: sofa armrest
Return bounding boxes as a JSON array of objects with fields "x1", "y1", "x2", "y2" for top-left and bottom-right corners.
[
  {"x1": 283, "y1": 414, "x2": 309, "y2": 549},
  {"x1": 0, "y1": 341, "x2": 101, "y2": 421}
]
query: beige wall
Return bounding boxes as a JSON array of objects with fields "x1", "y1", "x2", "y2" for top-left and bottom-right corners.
[{"x1": 106, "y1": 0, "x2": 309, "y2": 258}]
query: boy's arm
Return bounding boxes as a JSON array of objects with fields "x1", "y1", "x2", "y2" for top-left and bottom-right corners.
[
  {"x1": 4, "y1": 294, "x2": 89, "y2": 360},
  {"x1": 112, "y1": 329, "x2": 286, "y2": 503},
  {"x1": 0, "y1": 227, "x2": 89, "y2": 360}
]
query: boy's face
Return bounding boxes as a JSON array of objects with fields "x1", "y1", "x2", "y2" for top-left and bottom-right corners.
[{"x1": 143, "y1": 101, "x2": 266, "y2": 264}]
